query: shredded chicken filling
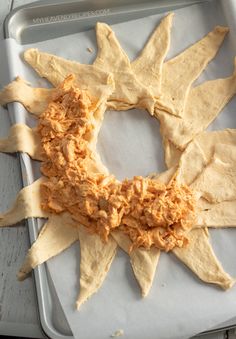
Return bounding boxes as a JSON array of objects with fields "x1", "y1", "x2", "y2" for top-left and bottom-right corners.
[{"x1": 38, "y1": 76, "x2": 196, "y2": 251}]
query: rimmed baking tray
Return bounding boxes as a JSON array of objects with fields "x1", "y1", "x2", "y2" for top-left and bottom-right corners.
[{"x1": 3, "y1": 0, "x2": 236, "y2": 338}]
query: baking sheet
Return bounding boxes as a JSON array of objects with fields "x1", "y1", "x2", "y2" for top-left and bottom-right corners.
[{"x1": 1, "y1": 0, "x2": 236, "y2": 338}]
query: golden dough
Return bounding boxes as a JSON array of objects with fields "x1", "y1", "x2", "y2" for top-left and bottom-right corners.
[
  {"x1": 0, "y1": 17, "x2": 235, "y2": 308},
  {"x1": 18, "y1": 213, "x2": 79, "y2": 280},
  {"x1": 77, "y1": 225, "x2": 117, "y2": 309},
  {"x1": 175, "y1": 132, "x2": 236, "y2": 225},
  {"x1": 162, "y1": 138, "x2": 182, "y2": 168},
  {"x1": 131, "y1": 13, "x2": 173, "y2": 98},
  {"x1": 0, "y1": 77, "x2": 54, "y2": 115},
  {"x1": 112, "y1": 230, "x2": 160, "y2": 297},
  {"x1": 156, "y1": 26, "x2": 229, "y2": 117},
  {"x1": 197, "y1": 198, "x2": 236, "y2": 227},
  {"x1": 0, "y1": 78, "x2": 121, "y2": 307},
  {"x1": 177, "y1": 139, "x2": 207, "y2": 185},
  {"x1": 94, "y1": 22, "x2": 154, "y2": 113},
  {"x1": 158, "y1": 58, "x2": 236, "y2": 149},
  {"x1": 177, "y1": 129, "x2": 236, "y2": 185},
  {"x1": 111, "y1": 167, "x2": 176, "y2": 296},
  {"x1": 85, "y1": 104, "x2": 110, "y2": 175},
  {"x1": 173, "y1": 228, "x2": 235, "y2": 290},
  {"x1": 191, "y1": 144, "x2": 236, "y2": 203},
  {"x1": 195, "y1": 129, "x2": 236, "y2": 159},
  {"x1": 154, "y1": 166, "x2": 177, "y2": 183},
  {"x1": 0, "y1": 124, "x2": 42, "y2": 160},
  {"x1": 24, "y1": 48, "x2": 115, "y2": 109},
  {"x1": 174, "y1": 140, "x2": 236, "y2": 288},
  {"x1": 0, "y1": 156, "x2": 117, "y2": 307},
  {"x1": 0, "y1": 177, "x2": 49, "y2": 227}
]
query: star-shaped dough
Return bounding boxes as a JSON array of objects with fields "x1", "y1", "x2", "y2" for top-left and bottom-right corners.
[
  {"x1": 90, "y1": 18, "x2": 235, "y2": 291},
  {"x1": 23, "y1": 49, "x2": 114, "y2": 109},
  {"x1": 197, "y1": 199, "x2": 236, "y2": 227},
  {"x1": 0, "y1": 14, "x2": 235, "y2": 310},
  {"x1": 94, "y1": 14, "x2": 174, "y2": 112},
  {"x1": 0, "y1": 16, "x2": 174, "y2": 298},
  {"x1": 131, "y1": 13, "x2": 173, "y2": 98},
  {"x1": 156, "y1": 26, "x2": 229, "y2": 117},
  {"x1": 176, "y1": 129, "x2": 236, "y2": 185},
  {"x1": 173, "y1": 228, "x2": 234, "y2": 290},
  {"x1": 158, "y1": 58, "x2": 236, "y2": 151},
  {"x1": 191, "y1": 143, "x2": 236, "y2": 203},
  {"x1": 0, "y1": 176, "x2": 118, "y2": 308},
  {"x1": 0, "y1": 129, "x2": 234, "y2": 294},
  {"x1": 93, "y1": 23, "x2": 154, "y2": 113}
]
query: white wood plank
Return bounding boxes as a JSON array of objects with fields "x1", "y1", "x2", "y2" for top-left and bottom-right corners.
[
  {"x1": 0, "y1": 1, "x2": 44, "y2": 337},
  {"x1": 0, "y1": 106, "x2": 43, "y2": 337},
  {"x1": 229, "y1": 329, "x2": 236, "y2": 339},
  {"x1": 194, "y1": 332, "x2": 225, "y2": 339},
  {"x1": 0, "y1": 321, "x2": 45, "y2": 338}
]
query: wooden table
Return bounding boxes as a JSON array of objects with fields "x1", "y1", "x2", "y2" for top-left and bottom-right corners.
[
  {"x1": 0, "y1": 1, "x2": 45, "y2": 336},
  {"x1": 0, "y1": 1, "x2": 235, "y2": 338}
]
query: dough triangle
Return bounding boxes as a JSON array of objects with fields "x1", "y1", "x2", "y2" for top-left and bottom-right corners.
[
  {"x1": 177, "y1": 129, "x2": 236, "y2": 185},
  {"x1": 162, "y1": 138, "x2": 182, "y2": 168},
  {"x1": 158, "y1": 57, "x2": 236, "y2": 149},
  {"x1": 156, "y1": 26, "x2": 229, "y2": 117},
  {"x1": 77, "y1": 225, "x2": 117, "y2": 309},
  {"x1": 0, "y1": 178, "x2": 48, "y2": 227},
  {"x1": 0, "y1": 124, "x2": 42, "y2": 160},
  {"x1": 173, "y1": 228, "x2": 235, "y2": 290},
  {"x1": 131, "y1": 13, "x2": 173, "y2": 98},
  {"x1": 24, "y1": 48, "x2": 114, "y2": 107},
  {"x1": 111, "y1": 167, "x2": 176, "y2": 297},
  {"x1": 191, "y1": 144, "x2": 236, "y2": 203},
  {"x1": 0, "y1": 77, "x2": 54, "y2": 115},
  {"x1": 94, "y1": 22, "x2": 154, "y2": 113},
  {"x1": 177, "y1": 139, "x2": 207, "y2": 185},
  {"x1": 196, "y1": 198, "x2": 236, "y2": 227},
  {"x1": 18, "y1": 213, "x2": 79, "y2": 280},
  {"x1": 112, "y1": 230, "x2": 160, "y2": 297}
]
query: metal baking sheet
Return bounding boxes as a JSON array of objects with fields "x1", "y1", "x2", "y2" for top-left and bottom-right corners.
[
  {"x1": 4, "y1": 0, "x2": 206, "y2": 44},
  {"x1": 3, "y1": 0, "x2": 236, "y2": 338}
]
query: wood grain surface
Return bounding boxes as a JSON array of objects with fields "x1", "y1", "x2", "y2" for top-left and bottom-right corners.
[
  {"x1": 0, "y1": 2, "x2": 44, "y2": 338},
  {"x1": 0, "y1": 1, "x2": 235, "y2": 338}
]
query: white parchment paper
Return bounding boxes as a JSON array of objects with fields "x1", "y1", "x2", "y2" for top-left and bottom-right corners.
[{"x1": 1, "y1": 0, "x2": 236, "y2": 338}]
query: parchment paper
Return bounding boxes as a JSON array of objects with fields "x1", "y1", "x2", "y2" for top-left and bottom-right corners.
[{"x1": 1, "y1": 1, "x2": 236, "y2": 338}]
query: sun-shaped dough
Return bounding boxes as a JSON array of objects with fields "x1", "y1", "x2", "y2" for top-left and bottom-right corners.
[{"x1": 0, "y1": 13, "x2": 236, "y2": 309}]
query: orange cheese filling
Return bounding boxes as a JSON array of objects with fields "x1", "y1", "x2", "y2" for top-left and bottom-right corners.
[{"x1": 38, "y1": 76, "x2": 196, "y2": 251}]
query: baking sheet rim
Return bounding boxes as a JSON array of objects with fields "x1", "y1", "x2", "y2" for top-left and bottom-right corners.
[{"x1": 4, "y1": 0, "x2": 236, "y2": 338}]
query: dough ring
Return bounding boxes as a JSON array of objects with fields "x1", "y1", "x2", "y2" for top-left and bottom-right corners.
[{"x1": 0, "y1": 14, "x2": 235, "y2": 309}]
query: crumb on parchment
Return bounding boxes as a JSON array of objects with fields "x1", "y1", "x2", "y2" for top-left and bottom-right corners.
[{"x1": 110, "y1": 329, "x2": 124, "y2": 337}]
